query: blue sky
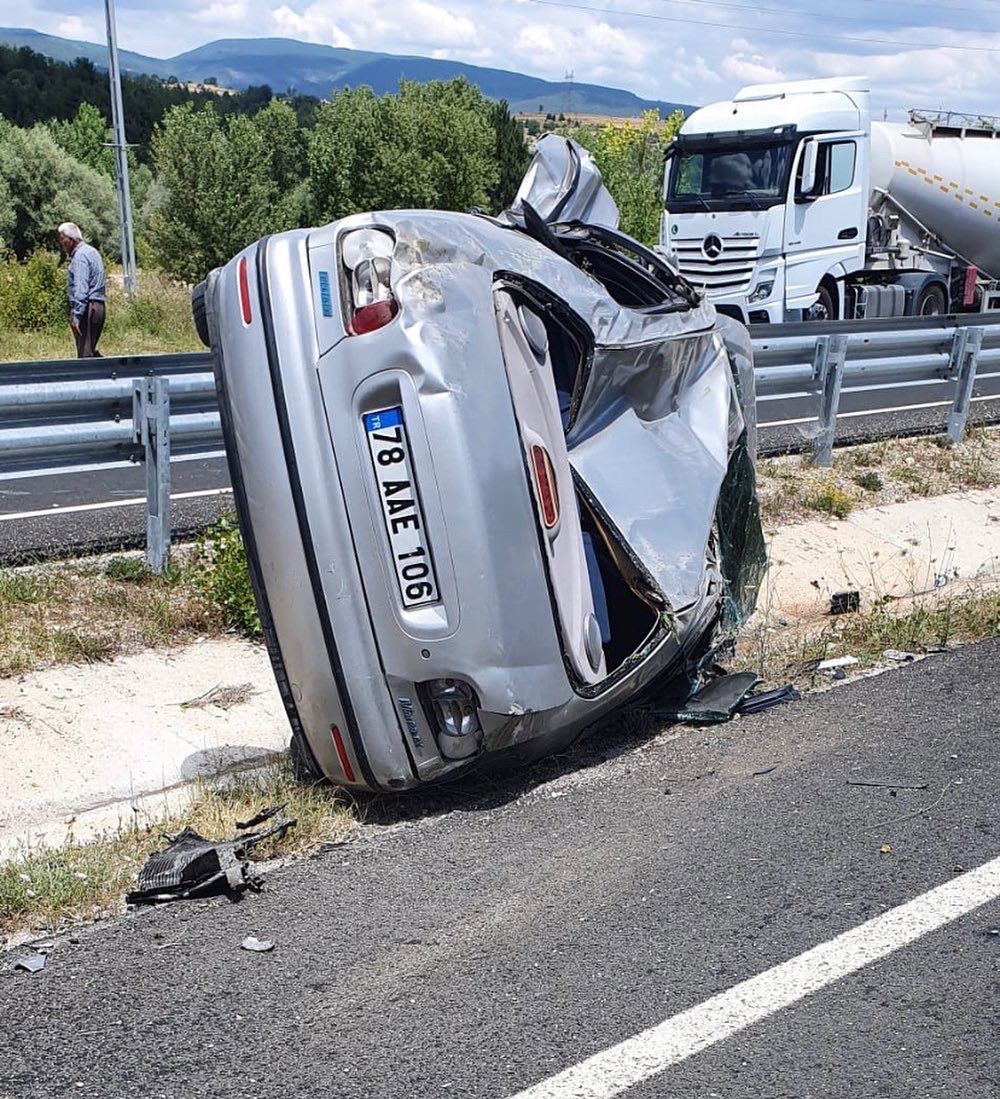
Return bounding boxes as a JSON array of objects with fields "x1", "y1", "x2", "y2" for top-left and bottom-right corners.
[{"x1": 9, "y1": 0, "x2": 1000, "y2": 116}]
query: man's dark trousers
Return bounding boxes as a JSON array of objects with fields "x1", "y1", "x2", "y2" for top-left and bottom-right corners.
[{"x1": 74, "y1": 301, "x2": 105, "y2": 358}]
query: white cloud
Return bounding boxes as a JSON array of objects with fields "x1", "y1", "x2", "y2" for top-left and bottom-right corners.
[
  {"x1": 722, "y1": 51, "x2": 786, "y2": 86},
  {"x1": 190, "y1": 1, "x2": 248, "y2": 25}
]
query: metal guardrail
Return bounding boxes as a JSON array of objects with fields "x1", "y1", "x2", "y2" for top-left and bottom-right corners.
[{"x1": 3, "y1": 314, "x2": 1000, "y2": 567}]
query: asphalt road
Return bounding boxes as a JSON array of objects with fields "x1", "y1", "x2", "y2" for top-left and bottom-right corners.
[
  {"x1": 2, "y1": 640, "x2": 997, "y2": 1098},
  {"x1": 0, "y1": 454, "x2": 231, "y2": 564}
]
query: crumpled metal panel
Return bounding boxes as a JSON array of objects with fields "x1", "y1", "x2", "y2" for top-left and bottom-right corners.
[
  {"x1": 567, "y1": 332, "x2": 736, "y2": 615},
  {"x1": 506, "y1": 134, "x2": 620, "y2": 230}
]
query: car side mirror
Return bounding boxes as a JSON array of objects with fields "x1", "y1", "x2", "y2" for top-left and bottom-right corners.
[{"x1": 798, "y1": 139, "x2": 819, "y2": 201}]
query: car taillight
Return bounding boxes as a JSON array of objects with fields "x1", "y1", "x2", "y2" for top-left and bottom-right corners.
[
  {"x1": 531, "y1": 444, "x2": 560, "y2": 529},
  {"x1": 341, "y1": 228, "x2": 398, "y2": 336},
  {"x1": 350, "y1": 298, "x2": 399, "y2": 336},
  {"x1": 330, "y1": 725, "x2": 356, "y2": 783},
  {"x1": 237, "y1": 256, "x2": 252, "y2": 325}
]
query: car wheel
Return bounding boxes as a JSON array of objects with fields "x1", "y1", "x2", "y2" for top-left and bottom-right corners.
[
  {"x1": 916, "y1": 283, "x2": 947, "y2": 316},
  {"x1": 191, "y1": 280, "x2": 211, "y2": 348},
  {"x1": 807, "y1": 284, "x2": 836, "y2": 322}
]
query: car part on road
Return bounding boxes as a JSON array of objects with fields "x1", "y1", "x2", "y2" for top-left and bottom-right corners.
[
  {"x1": 735, "y1": 684, "x2": 802, "y2": 715},
  {"x1": 126, "y1": 813, "x2": 295, "y2": 905},
  {"x1": 650, "y1": 671, "x2": 760, "y2": 724},
  {"x1": 13, "y1": 954, "x2": 46, "y2": 974},
  {"x1": 199, "y1": 135, "x2": 767, "y2": 791}
]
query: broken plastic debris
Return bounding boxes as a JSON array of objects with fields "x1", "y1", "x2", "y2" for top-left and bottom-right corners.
[
  {"x1": 882, "y1": 649, "x2": 918, "y2": 663},
  {"x1": 15, "y1": 954, "x2": 46, "y2": 973},
  {"x1": 235, "y1": 804, "x2": 287, "y2": 831},
  {"x1": 830, "y1": 590, "x2": 860, "y2": 615},
  {"x1": 126, "y1": 815, "x2": 295, "y2": 906},
  {"x1": 736, "y1": 684, "x2": 801, "y2": 715},
  {"x1": 651, "y1": 671, "x2": 758, "y2": 724},
  {"x1": 879, "y1": 843, "x2": 893, "y2": 855},
  {"x1": 241, "y1": 936, "x2": 275, "y2": 953},
  {"x1": 817, "y1": 656, "x2": 859, "y2": 671}
]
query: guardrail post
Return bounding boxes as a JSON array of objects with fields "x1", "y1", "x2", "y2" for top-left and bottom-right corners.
[
  {"x1": 812, "y1": 333, "x2": 847, "y2": 467},
  {"x1": 946, "y1": 327, "x2": 984, "y2": 444},
  {"x1": 132, "y1": 377, "x2": 171, "y2": 572}
]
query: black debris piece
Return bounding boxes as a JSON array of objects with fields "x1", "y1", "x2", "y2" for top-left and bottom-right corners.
[
  {"x1": 736, "y1": 684, "x2": 801, "y2": 715},
  {"x1": 126, "y1": 815, "x2": 295, "y2": 906},
  {"x1": 830, "y1": 590, "x2": 861, "y2": 615},
  {"x1": 15, "y1": 954, "x2": 46, "y2": 973},
  {"x1": 973, "y1": 925, "x2": 1000, "y2": 939},
  {"x1": 241, "y1": 936, "x2": 275, "y2": 952},
  {"x1": 652, "y1": 671, "x2": 759, "y2": 724},
  {"x1": 846, "y1": 780, "x2": 929, "y2": 791},
  {"x1": 235, "y1": 804, "x2": 287, "y2": 831},
  {"x1": 752, "y1": 765, "x2": 778, "y2": 777}
]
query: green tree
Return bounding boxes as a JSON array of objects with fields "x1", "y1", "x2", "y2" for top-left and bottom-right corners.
[
  {"x1": 487, "y1": 100, "x2": 530, "y2": 213},
  {"x1": 150, "y1": 102, "x2": 305, "y2": 281},
  {"x1": 309, "y1": 78, "x2": 498, "y2": 222},
  {"x1": 47, "y1": 102, "x2": 115, "y2": 177},
  {"x1": 563, "y1": 109, "x2": 685, "y2": 244},
  {"x1": 0, "y1": 121, "x2": 118, "y2": 259}
]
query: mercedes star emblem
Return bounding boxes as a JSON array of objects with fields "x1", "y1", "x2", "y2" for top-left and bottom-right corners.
[{"x1": 703, "y1": 234, "x2": 723, "y2": 260}]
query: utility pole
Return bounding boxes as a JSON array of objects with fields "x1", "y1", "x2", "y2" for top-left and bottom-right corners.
[{"x1": 104, "y1": 0, "x2": 137, "y2": 296}]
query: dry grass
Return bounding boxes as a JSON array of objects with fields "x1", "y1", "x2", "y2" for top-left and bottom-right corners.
[
  {"x1": 737, "y1": 584, "x2": 1000, "y2": 687},
  {"x1": 0, "y1": 551, "x2": 222, "y2": 678},
  {"x1": 0, "y1": 761, "x2": 355, "y2": 938},
  {"x1": 756, "y1": 427, "x2": 1000, "y2": 527}
]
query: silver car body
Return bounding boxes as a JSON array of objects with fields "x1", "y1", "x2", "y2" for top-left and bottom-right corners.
[{"x1": 203, "y1": 137, "x2": 765, "y2": 791}]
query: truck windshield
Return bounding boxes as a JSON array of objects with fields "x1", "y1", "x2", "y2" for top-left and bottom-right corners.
[{"x1": 668, "y1": 142, "x2": 792, "y2": 210}]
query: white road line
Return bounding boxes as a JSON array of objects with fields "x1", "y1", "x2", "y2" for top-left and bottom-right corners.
[
  {"x1": 0, "y1": 487, "x2": 232, "y2": 522},
  {"x1": 0, "y1": 450, "x2": 226, "y2": 481},
  {"x1": 510, "y1": 854, "x2": 1000, "y2": 1099}
]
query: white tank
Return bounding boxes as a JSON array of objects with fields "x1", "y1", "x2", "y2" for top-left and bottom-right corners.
[{"x1": 870, "y1": 120, "x2": 1000, "y2": 278}]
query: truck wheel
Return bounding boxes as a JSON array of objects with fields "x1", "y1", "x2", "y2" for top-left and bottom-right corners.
[
  {"x1": 808, "y1": 284, "x2": 836, "y2": 322},
  {"x1": 191, "y1": 280, "x2": 211, "y2": 348},
  {"x1": 915, "y1": 284, "x2": 946, "y2": 316}
]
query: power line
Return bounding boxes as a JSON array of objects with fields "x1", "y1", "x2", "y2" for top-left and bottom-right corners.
[
  {"x1": 645, "y1": 0, "x2": 1000, "y2": 24},
  {"x1": 524, "y1": 0, "x2": 1000, "y2": 53}
]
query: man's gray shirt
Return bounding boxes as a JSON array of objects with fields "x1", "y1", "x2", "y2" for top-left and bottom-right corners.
[{"x1": 67, "y1": 242, "x2": 106, "y2": 323}]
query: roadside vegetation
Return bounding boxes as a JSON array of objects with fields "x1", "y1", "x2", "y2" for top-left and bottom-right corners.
[
  {"x1": 0, "y1": 516, "x2": 261, "y2": 677},
  {"x1": 755, "y1": 427, "x2": 1000, "y2": 527},
  {"x1": 0, "y1": 761, "x2": 354, "y2": 937},
  {"x1": 740, "y1": 584, "x2": 1000, "y2": 689},
  {"x1": 0, "y1": 262, "x2": 201, "y2": 361}
]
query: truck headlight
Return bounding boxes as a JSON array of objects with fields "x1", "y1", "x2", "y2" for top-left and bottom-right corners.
[{"x1": 747, "y1": 280, "x2": 774, "y2": 304}]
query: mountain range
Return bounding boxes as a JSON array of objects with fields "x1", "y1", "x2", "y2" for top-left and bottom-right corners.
[{"x1": 0, "y1": 28, "x2": 691, "y2": 118}]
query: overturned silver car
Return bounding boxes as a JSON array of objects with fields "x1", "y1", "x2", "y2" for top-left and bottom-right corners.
[{"x1": 196, "y1": 136, "x2": 765, "y2": 791}]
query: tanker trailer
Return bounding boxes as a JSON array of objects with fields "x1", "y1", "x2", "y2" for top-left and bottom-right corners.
[{"x1": 866, "y1": 112, "x2": 1000, "y2": 315}]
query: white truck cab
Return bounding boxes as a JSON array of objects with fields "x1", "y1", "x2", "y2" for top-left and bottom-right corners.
[
  {"x1": 663, "y1": 77, "x2": 1000, "y2": 323},
  {"x1": 661, "y1": 76, "x2": 870, "y2": 323}
]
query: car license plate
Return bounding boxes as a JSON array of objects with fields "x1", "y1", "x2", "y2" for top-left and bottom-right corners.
[{"x1": 363, "y1": 407, "x2": 440, "y2": 609}]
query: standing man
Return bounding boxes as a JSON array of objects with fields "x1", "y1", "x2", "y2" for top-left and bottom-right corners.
[{"x1": 57, "y1": 222, "x2": 106, "y2": 358}]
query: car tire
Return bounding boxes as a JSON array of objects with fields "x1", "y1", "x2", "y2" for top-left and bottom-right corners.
[
  {"x1": 915, "y1": 283, "x2": 947, "y2": 316},
  {"x1": 191, "y1": 280, "x2": 211, "y2": 348}
]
